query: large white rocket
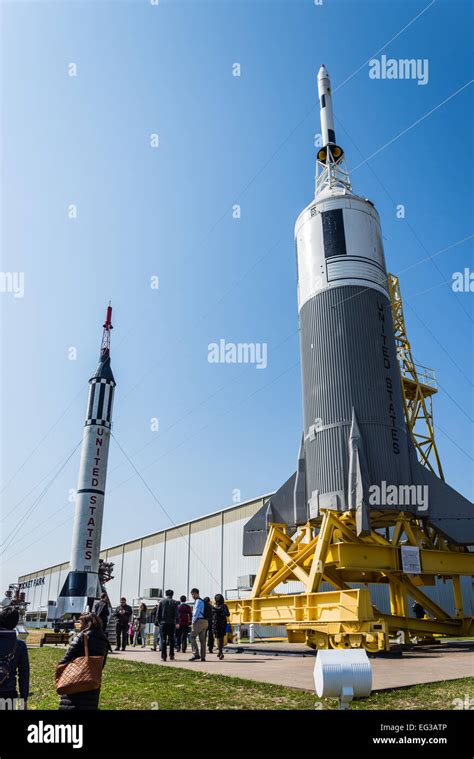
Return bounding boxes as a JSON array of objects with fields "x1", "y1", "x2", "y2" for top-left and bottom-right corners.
[
  {"x1": 243, "y1": 65, "x2": 474, "y2": 553},
  {"x1": 53, "y1": 305, "x2": 115, "y2": 618}
]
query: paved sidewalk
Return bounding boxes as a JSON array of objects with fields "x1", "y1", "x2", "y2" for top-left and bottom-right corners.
[{"x1": 111, "y1": 644, "x2": 474, "y2": 692}]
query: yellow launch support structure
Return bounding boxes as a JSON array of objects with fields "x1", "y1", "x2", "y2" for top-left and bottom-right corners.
[
  {"x1": 226, "y1": 275, "x2": 474, "y2": 651},
  {"x1": 388, "y1": 273, "x2": 444, "y2": 480},
  {"x1": 227, "y1": 510, "x2": 474, "y2": 651}
]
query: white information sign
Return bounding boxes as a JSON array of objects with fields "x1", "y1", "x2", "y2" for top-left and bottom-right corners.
[{"x1": 401, "y1": 545, "x2": 421, "y2": 574}]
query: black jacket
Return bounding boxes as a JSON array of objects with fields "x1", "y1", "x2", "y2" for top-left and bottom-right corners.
[
  {"x1": 58, "y1": 629, "x2": 111, "y2": 711},
  {"x1": 203, "y1": 600, "x2": 213, "y2": 623},
  {"x1": 115, "y1": 604, "x2": 132, "y2": 626},
  {"x1": 92, "y1": 600, "x2": 110, "y2": 628},
  {"x1": 212, "y1": 604, "x2": 230, "y2": 637},
  {"x1": 157, "y1": 598, "x2": 179, "y2": 625},
  {"x1": 0, "y1": 630, "x2": 29, "y2": 699}
]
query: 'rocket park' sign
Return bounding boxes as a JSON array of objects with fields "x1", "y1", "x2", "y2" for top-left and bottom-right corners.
[{"x1": 19, "y1": 577, "x2": 45, "y2": 590}]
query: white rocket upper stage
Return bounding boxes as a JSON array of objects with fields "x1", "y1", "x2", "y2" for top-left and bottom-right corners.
[{"x1": 317, "y1": 64, "x2": 336, "y2": 147}]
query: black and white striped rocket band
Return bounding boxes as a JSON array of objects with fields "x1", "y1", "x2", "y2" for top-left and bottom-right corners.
[{"x1": 85, "y1": 378, "x2": 115, "y2": 427}]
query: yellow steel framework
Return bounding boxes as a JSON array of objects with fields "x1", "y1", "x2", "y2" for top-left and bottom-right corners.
[
  {"x1": 388, "y1": 272, "x2": 444, "y2": 479},
  {"x1": 226, "y1": 275, "x2": 474, "y2": 651}
]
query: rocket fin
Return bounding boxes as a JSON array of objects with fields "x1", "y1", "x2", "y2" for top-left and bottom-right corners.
[
  {"x1": 294, "y1": 433, "x2": 308, "y2": 525},
  {"x1": 347, "y1": 408, "x2": 371, "y2": 536},
  {"x1": 411, "y1": 468, "x2": 474, "y2": 547},
  {"x1": 243, "y1": 434, "x2": 311, "y2": 555},
  {"x1": 405, "y1": 433, "x2": 474, "y2": 545},
  {"x1": 425, "y1": 472, "x2": 474, "y2": 545},
  {"x1": 243, "y1": 472, "x2": 297, "y2": 556}
]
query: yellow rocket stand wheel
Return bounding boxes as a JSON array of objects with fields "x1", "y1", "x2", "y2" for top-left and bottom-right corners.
[
  {"x1": 362, "y1": 637, "x2": 380, "y2": 653},
  {"x1": 329, "y1": 634, "x2": 351, "y2": 649},
  {"x1": 306, "y1": 631, "x2": 328, "y2": 649}
]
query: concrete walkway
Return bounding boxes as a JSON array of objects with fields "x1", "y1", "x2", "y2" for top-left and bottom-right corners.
[{"x1": 111, "y1": 643, "x2": 474, "y2": 692}]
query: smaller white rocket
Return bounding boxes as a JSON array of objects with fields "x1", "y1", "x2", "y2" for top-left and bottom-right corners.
[
  {"x1": 53, "y1": 305, "x2": 115, "y2": 619},
  {"x1": 316, "y1": 64, "x2": 344, "y2": 163}
]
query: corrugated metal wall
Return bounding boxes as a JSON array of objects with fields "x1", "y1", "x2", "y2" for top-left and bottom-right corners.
[
  {"x1": 18, "y1": 495, "x2": 474, "y2": 628},
  {"x1": 19, "y1": 497, "x2": 268, "y2": 611}
]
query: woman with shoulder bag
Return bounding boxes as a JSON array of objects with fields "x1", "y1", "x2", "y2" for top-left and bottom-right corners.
[{"x1": 56, "y1": 612, "x2": 111, "y2": 710}]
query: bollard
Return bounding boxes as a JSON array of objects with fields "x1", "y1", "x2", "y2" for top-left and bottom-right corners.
[{"x1": 314, "y1": 649, "x2": 372, "y2": 710}]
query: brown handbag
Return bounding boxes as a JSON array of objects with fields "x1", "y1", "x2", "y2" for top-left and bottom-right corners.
[{"x1": 55, "y1": 632, "x2": 104, "y2": 695}]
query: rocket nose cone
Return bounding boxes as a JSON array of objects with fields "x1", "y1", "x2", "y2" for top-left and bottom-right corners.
[
  {"x1": 91, "y1": 353, "x2": 115, "y2": 383},
  {"x1": 318, "y1": 64, "x2": 328, "y2": 79}
]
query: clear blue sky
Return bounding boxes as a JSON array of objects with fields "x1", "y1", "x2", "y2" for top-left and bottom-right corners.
[{"x1": 1, "y1": 0, "x2": 472, "y2": 584}]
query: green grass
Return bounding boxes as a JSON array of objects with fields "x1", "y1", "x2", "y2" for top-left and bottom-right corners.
[
  {"x1": 346, "y1": 678, "x2": 474, "y2": 710},
  {"x1": 27, "y1": 647, "x2": 473, "y2": 710}
]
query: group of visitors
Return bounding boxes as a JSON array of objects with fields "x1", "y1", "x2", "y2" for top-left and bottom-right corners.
[
  {"x1": 151, "y1": 588, "x2": 230, "y2": 662},
  {"x1": 110, "y1": 589, "x2": 230, "y2": 661},
  {"x1": 0, "y1": 587, "x2": 231, "y2": 712},
  {"x1": 93, "y1": 594, "x2": 147, "y2": 649}
]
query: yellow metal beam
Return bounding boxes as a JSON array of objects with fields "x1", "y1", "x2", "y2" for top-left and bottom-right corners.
[
  {"x1": 227, "y1": 588, "x2": 376, "y2": 626},
  {"x1": 452, "y1": 576, "x2": 465, "y2": 618},
  {"x1": 328, "y1": 542, "x2": 474, "y2": 576},
  {"x1": 251, "y1": 523, "x2": 288, "y2": 597},
  {"x1": 307, "y1": 510, "x2": 333, "y2": 592}
]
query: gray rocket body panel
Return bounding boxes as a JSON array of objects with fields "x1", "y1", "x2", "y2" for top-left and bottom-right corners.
[{"x1": 300, "y1": 285, "x2": 410, "y2": 518}]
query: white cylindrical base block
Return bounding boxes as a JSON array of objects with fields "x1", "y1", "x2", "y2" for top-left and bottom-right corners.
[{"x1": 314, "y1": 649, "x2": 372, "y2": 700}]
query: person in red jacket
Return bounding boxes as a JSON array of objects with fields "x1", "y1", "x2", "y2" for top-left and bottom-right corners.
[{"x1": 175, "y1": 595, "x2": 192, "y2": 653}]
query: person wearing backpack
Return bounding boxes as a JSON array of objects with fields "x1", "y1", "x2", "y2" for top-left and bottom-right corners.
[
  {"x1": 203, "y1": 597, "x2": 214, "y2": 654},
  {"x1": 189, "y1": 588, "x2": 208, "y2": 662},
  {"x1": 0, "y1": 606, "x2": 29, "y2": 709},
  {"x1": 157, "y1": 589, "x2": 179, "y2": 661},
  {"x1": 212, "y1": 594, "x2": 230, "y2": 660},
  {"x1": 176, "y1": 596, "x2": 192, "y2": 653},
  {"x1": 92, "y1": 592, "x2": 110, "y2": 635}
]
